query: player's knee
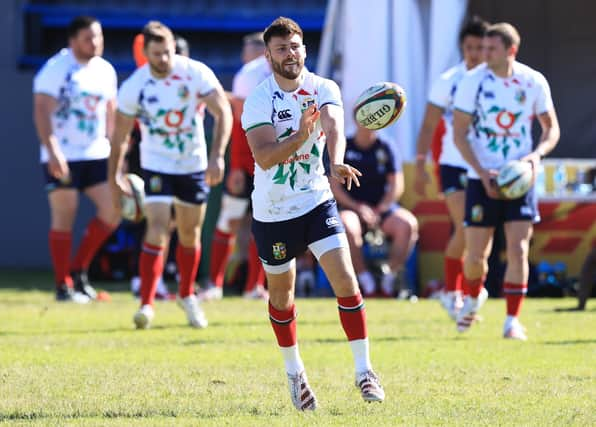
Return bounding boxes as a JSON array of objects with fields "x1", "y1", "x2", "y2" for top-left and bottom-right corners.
[
  {"x1": 465, "y1": 251, "x2": 487, "y2": 267},
  {"x1": 506, "y1": 240, "x2": 529, "y2": 263}
]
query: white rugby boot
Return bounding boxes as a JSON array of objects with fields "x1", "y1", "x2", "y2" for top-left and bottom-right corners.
[
  {"x1": 133, "y1": 304, "x2": 154, "y2": 329},
  {"x1": 287, "y1": 371, "x2": 317, "y2": 411},
  {"x1": 355, "y1": 370, "x2": 385, "y2": 402},
  {"x1": 177, "y1": 294, "x2": 208, "y2": 328}
]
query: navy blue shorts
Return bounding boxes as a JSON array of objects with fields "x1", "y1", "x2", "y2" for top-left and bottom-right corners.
[
  {"x1": 43, "y1": 158, "x2": 107, "y2": 192},
  {"x1": 464, "y1": 178, "x2": 540, "y2": 227},
  {"x1": 252, "y1": 199, "x2": 347, "y2": 272},
  {"x1": 141, "y1": 169, "x2": 210, "y2": 205},
  {"x1": 439, "y1": 164, "x2": 468, "y2": 194}
]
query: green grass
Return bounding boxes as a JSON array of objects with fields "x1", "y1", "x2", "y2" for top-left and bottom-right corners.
[{"x1": 0, "y1": 271, "x2": 595, "y2": 426}]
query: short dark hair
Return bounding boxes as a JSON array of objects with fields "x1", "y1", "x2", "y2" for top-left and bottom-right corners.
[
  {"x1": 459, "y1": 15, "x2": 489, "y2": 44},
  {"x1": 174, "y1": 35, "x2": 189, "y2": 56},
  {"x1": 67, "y1": 16, "x2": 99, "y2": 39},
  {"x1": 243, "y1": 32, "x2": 265, "y2": 48},
  {"x1": 142, "y1": 21, "x2": 174, "y2": 49},
  {"x1": 263, "y1": 17, "x2": 303, "y2": 46},
  {"x1": 487, "y1": 22, "x2": 521, "y2": 49}
]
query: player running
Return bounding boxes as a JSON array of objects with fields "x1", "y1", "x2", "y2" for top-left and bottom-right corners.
[
  {"x1": 414, "y1": 16, "x2": 489, "y2": 319},
  {"x1": 108, "y1": 21, "x2": 232, "y2": 329},
  {"x1": 242, "y1": 17, "x2": 384, "y2": 410},
  {"x1": 453, "y1": 23, "x2": 560, "y2": 340}
]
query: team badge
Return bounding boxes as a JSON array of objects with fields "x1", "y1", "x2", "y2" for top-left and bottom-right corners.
[
  {"x1": 178, "y1": 84, "x2": 189, "y2": 101},
  {"x1": 375, "y1": 148, "x2": 387, "y2": 165},
  {"x1": 301, "y1": 97, "x2": 315, "y2": 112},
  {"x1": 514, "y1": 88, "x2": 526, "y2": 105},
  {"x1": 471, "y1": 204, "x2": 483, "y2": 223},
  {"x1": 272, "y1": 242, "x2": 287, "y2": 260},
  {"x1": 150, "y1": 175, "x2": 162, "y2": 193}
]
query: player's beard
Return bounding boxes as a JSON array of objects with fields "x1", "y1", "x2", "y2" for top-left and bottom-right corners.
[
  {"x1": 149, "y1": 61, "x2": 172, "y2": 78},
  {"x1": 271, "y1": 57, "x2": 304, "y2": 80}
]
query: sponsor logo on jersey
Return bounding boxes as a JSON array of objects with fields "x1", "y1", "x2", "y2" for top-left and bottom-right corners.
[
  {"x1": 325, "y1": 216, "x2": 340, "y2": 228},
  {"x1": 150, "y1": 175, "x2": 162, "y2": 193},
  {"x1": 272, "y1": 242, "x2": 287, "y2": 260},
  {"x1": 345, "y1": 150, "x2": 362, "y2": 161},
  {"x1": 483, "y1": 91, "x2": 495, "y2": 99},
  {"x1": 277, "y1": 109, "x2": 293, "y2": 121},
  {"x1": 375, "y1": 148, "x2": 388, "y2": 165},
  {"x1": 471, "y1": 204, "x2": 483, "y2": 223}
]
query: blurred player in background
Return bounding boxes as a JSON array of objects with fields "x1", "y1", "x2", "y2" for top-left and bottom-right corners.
[
  {"x1": 414, "y1": 16, "x2": 489, "y2": 319},
  {"x1": 453, "y1": 23, "x2": 560, "y2": 339},
  {"x1": 243, "y1": 17, "x2": 383, "y2": 410},
  {"x1": 128, "y1": 33, "x2": 192, "y2": 299},
  {"x1": 33, "y1": 16, "x2": 120, "y2": 303},
  {"x1": 109, "y1": 21, "x2": 232, "y2": 329},
  {"x1": 331, "y1": 122, "x2": 418, "y2": 298},
  {"x1": 202, "y1": 32, "x2": 271, "y2": 301}
]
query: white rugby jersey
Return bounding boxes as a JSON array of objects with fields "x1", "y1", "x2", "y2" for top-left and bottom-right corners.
[
  {"x1": 454, "y1": 61, "x2": 553, "y2": 179},
  {"x1": 242, "y1": 71, "x2": 342, "y2": 222},
  {"x1": 118, "y1": 55, "x2": 220, "y2": 174},
  {"x1": 33, "y1": 48, "x2": 117, "y2": 162},
  {"x1": 428, "y1": 62, "x2": 469, "y2": 168},
  {"x1": 232, "y1": 55, "x2": 271, "y2": 99}
]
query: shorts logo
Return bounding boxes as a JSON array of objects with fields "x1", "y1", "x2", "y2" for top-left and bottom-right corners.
[
  {"x1": 520, "y1": 206, "x2": 532, "y2": 216},
  {"x1": 459, "y1": 173, "x2": 468, "y2": 188},
  {"x1": 325, "y1": 216, "x2": 340, "y2": 228},
  {"x1": 195, "y1": 192, "x2": 206, "y2": 202},
  {"x1": 272, "y1": 242, "x2": 287, "y2": 260},
  {"x1": 277, "y1": 109, "x2": 292, "y2": 121},
  {"x1": 150, "y1": 175, "x2": 162, "y2": 193},
  {"x1": 471, "y1": 204, "x2": 483, "y2": 223}
]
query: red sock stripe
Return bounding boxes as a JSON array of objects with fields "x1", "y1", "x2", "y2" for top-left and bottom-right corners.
[
  {"x1": 49, "y1": 230, "x2": 73, "y2": 287},
  {"x1": 209, "y1": 229, "x2": 234, "y2": 287},
  {"x1": 463, "y1": 277, "x2": 484, "y2": 298},
  {"x1": 71, "y1": 217, "x2": 116, "y2": 271},
  {"x1": 176, "y1": 244, "x2": 201, "y2": 298},
  {"x1": 269, "y1": 303, "x2": 297, "y2": 347},
  {"x1": 444, "y1": 257, "x2": 463, "y2": 293},
  {"x1": 503, "y1": 283, "x2": 528, "y2": 295},
  {"x1": 337, "y1": 293, "x2": 367, "y2": 341},
  {"x1": 139, "y1": 243, "x2": 165, "y2": 306}
]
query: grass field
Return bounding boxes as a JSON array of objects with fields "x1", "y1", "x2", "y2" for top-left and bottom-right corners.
[{"x1": 1, "y1": 270, "x2": 595, "y2": 426}]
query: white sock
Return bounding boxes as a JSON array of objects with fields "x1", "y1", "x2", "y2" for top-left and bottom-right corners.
[
  {"x1": 357, "y1": 272, "x2": 376, "y2": 294},
  {"x1": 505, "y1": 315, "x2": 517, "y2": 325},
  {"x1": 280, "y1": 344, "x2": 305, "y2": 375},
  {"x1": 381, "y1": 272, "x2": 397, "y2": 294},
  {"x1": 349, "y1": 338, "x2": 372, "y2": 374}
]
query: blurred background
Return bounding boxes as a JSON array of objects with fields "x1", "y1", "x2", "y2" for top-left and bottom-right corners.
[{"x1": 1, "y1": 0, "x2": 594, "y2": 297}]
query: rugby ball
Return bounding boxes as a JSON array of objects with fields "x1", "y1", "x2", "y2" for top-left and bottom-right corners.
[
  {"x1": 121, "y1": 173, "x2": 145, "y2": 222},
  {"x1": 354, "y1": 82, "x2": 407, "y2": 130},
  {"x1": 496, "y1": 160, "x2": 533, "y2": 199}
]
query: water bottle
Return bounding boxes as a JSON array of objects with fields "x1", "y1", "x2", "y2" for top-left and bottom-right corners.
[{"x1": 553, "y1": 164, "x2": 567, "y2": 196}]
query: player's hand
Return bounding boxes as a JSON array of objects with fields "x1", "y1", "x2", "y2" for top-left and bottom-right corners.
[
  {"x1": 206, "y1": 155, "x2": 225, "y2": 187},
  {"x1": 296, "y1": 104, "x2": 320, "y2": 143},
  {"x1": 225, "y1": 169, "x2": 246, "y2": 196},
  {"x1": 109, "y1": 174, "x2": 131, "y2": 214},
  {"x1": 356, "y1": 203, "x2": 379, "y2": 228},
  {"x1": 330, "y1": 163, "x2": 362, "y2": 191},
  {"x1": 479, "y1": 168, "x2": 500, "y2": 199},
  {"x1": 414, "y1": 163, "x2": 430, "y2": 196},
  {"x1": 47, "y1": 149, "x2": 70, "y2": 181},
  {"x1": 520, "y1": 152, "x2": 540, "y2": 186}
]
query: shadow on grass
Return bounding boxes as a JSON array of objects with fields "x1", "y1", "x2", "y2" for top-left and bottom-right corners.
[
  {"x1": 541, "y1": 339, "x2": 596, "y2": 345},
  {"x1": 0, "y1": 269, "x2": 130, "y2": 292}
]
